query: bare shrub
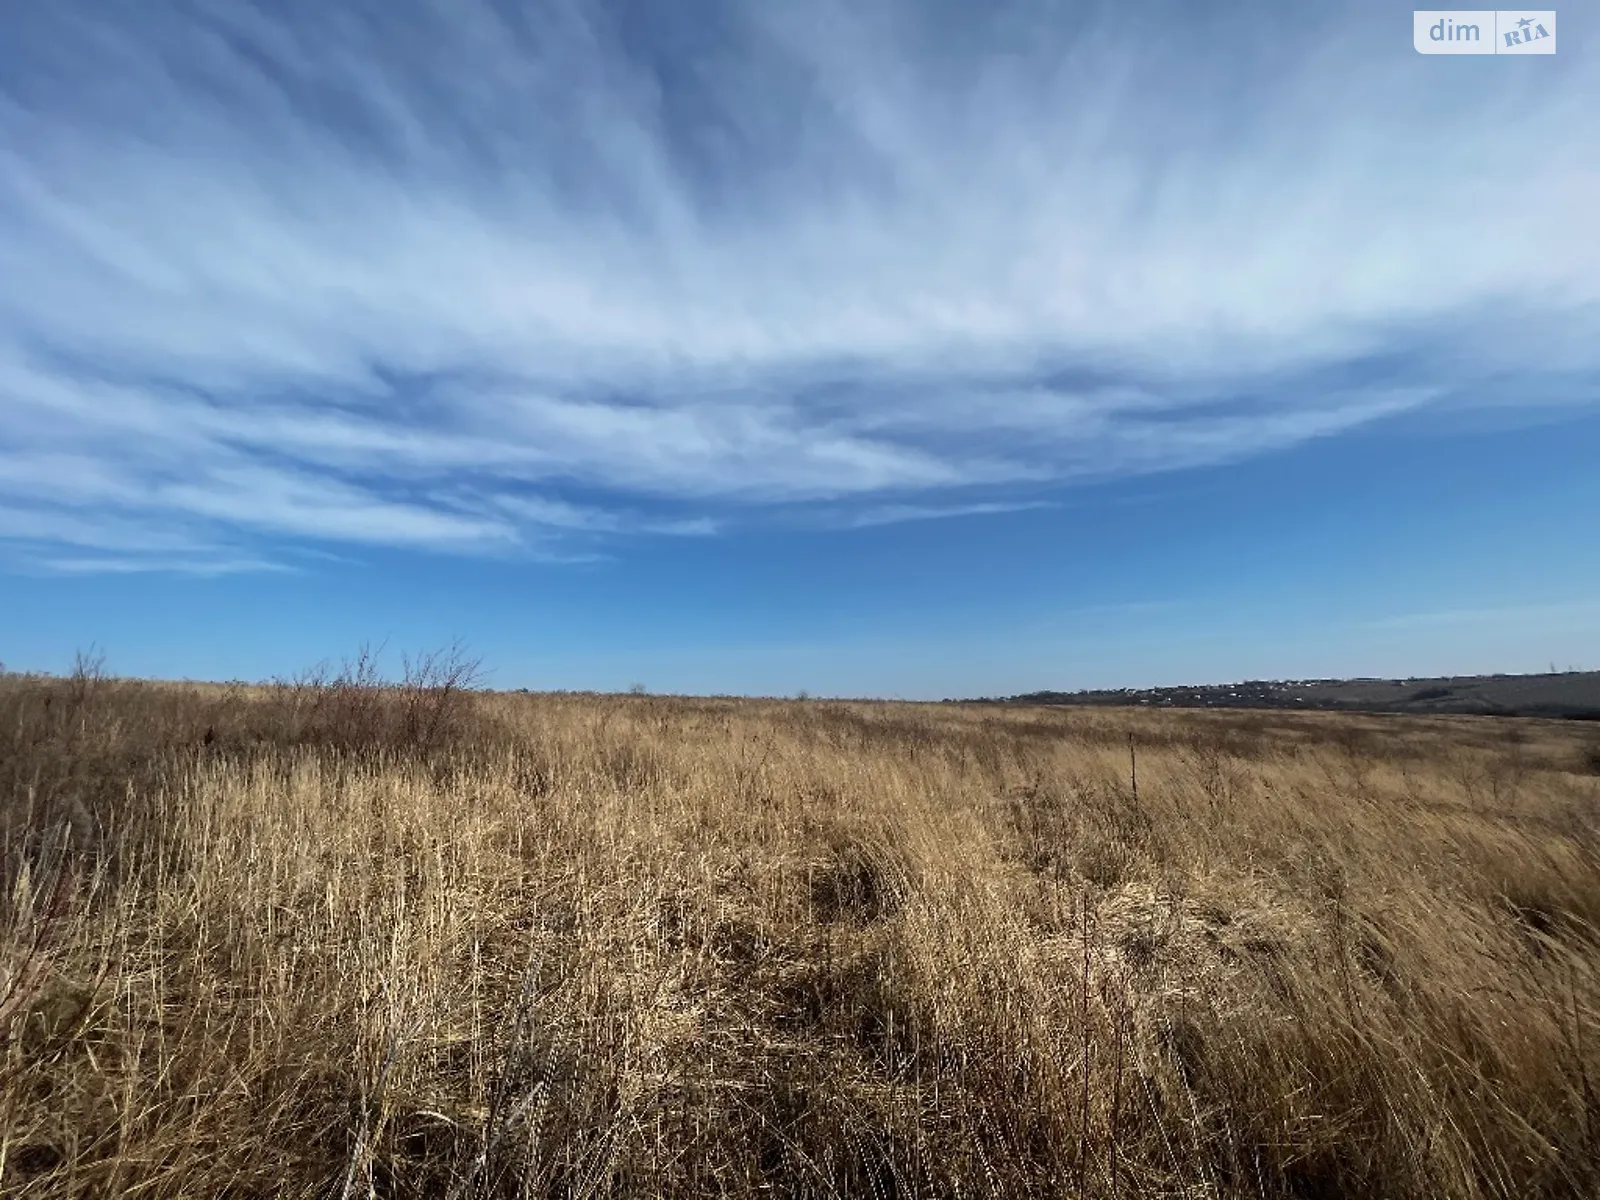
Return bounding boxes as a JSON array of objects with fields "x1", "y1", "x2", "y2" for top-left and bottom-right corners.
[
  {"x1": 260, "y1": 640, "x2": 489, "y2": 760},
  {"x1": 67, "y1": 644, "x2": 107, "y2": 711},
  {"x1": 399, "y1": 640, "x2": 487, "y2": 756}
]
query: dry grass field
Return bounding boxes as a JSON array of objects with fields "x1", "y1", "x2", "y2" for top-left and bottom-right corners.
[{"x1": 3, "y1": 656, "x2": 1599, "y2": 1198}]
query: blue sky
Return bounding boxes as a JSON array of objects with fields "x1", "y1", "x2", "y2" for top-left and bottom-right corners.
[{"x1": 1, "y1": 0, "x2": 1596, "y2": 698}]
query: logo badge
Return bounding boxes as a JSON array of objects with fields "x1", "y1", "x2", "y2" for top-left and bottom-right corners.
[{"x1": 1414, "y1": 11, "x2": 1556, "y2": 53}]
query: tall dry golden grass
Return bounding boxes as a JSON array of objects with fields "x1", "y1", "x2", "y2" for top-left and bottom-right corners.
[{"x1": 2, "y1": 661, "x2": 1598, "y2": 1197}]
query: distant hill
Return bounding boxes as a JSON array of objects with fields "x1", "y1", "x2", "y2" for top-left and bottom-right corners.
[{"x1": 957, "y1": 671, "x2": 1600, "y2": 720}]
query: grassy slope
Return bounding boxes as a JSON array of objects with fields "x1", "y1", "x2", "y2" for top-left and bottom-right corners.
[
  {"x1": 997, "y1": 671, "x2": 1600, "y2": 719},
  {"x1": 3, "y1": 672, "x2": 1599, "y2": 1198}
]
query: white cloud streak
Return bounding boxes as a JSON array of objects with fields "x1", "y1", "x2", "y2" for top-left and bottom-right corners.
[
  {"x1": 0, "y1": 0, "x2": 1595, "y2": 572},
  {"x1": 837, "y1": 501, "x2": 1058, "y2": 529},
  {"x1": 1362, "y1": 601, "x2": 1600, "y2": 631},
  {"x1": 27, "y1": 555, "x2": 293, "y2": 578}
]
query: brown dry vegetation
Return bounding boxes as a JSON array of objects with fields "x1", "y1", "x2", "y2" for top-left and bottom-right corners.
[{"x1": 3, "y1": 656, "x2": 1599, "y2": 1198}]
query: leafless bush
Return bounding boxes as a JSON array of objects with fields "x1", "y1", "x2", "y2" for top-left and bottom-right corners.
[
  {"x1": 52, "y1": 643, "x2": 109, "y2": 722},
  {"x1": 399, "y1": 640, "x2": 487, "y2": 756},
  {"x1": 259, "y1": 640, "x2": 489, "y2": 759}
]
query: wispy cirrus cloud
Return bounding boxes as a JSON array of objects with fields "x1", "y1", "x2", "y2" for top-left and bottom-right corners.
[
  {"x1": 25, "y1": 555, "x2": 294, "y2": 578},
  {"x1": 831, "y1": 501, "x2": 1058, "y2": 530},
  {"x1": 1362, "y1": 601, "x2": 1600, "y2": 631},
  {"x1": 0, "y1": 0, "x2": 1595, "y2": 573}
]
